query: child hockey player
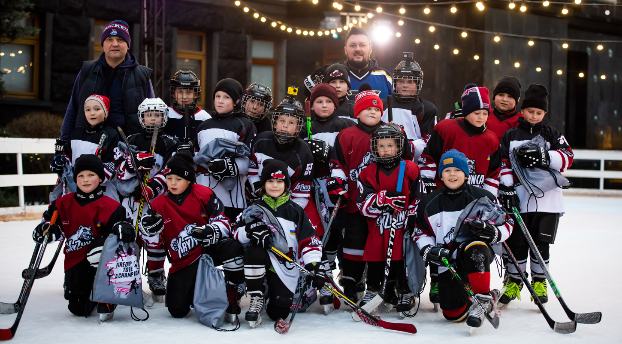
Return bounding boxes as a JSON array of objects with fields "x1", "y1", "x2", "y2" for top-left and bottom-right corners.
[
  {"x1": 323, "y1": 63, "x2": 355, "y2": 122},
  {"x1": 243, "y1": 82, "x2": 273, "y2": 134},
  {"x1": 140, "y1": 150, "x2": 245, "y2": 321},
  {"x1": 233, "y1": 159, "x2": 323, "y2": 328},
  {"x1": 34, "y1": 154, "x2": 134, "y2": 321},
  {"x1": 50, "y1": 95, "x2": 119, "y2": 193},
  {"x1": 414, "y1": 149, "x2": 513, "y2": 329},
  {"x1": 115, "y1": 97, "x2": 177, "y2": 302},
  {"x1": 196, "y1": 78, "x2": 256, "y2": 220},
  {"x1": 486, "y1": 76, "x2": 523, "y2": 141},
  {"x1": 356, "y1": 123, "x2": 421, "y2": 315},
  {"x1": 497, "y1": 84, "x2": 573, "y2": 306},
  {"x1": 164, "y1": 70, "x2": 211, "y2": 147}
]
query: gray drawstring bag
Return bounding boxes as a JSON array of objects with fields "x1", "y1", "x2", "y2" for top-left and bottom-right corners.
[
  {"x1": 402, "y1": 229, "x2": 426, "y2": 296},
  {"x1": 193, "y1": 138, "x2": 251, "y2": 191},
  {"x1": 91, "y1": 234, "x2": 143, "y2": 308},
  {"x1": 193, "y1": 254, "x2": 239, "y2": 331}
]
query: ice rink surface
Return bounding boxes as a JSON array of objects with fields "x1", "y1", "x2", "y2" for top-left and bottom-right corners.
[{"x1": 1, "y1": 196, "x2": 620, "y2": 343}]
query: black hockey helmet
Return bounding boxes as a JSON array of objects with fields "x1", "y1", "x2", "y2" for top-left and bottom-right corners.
[
  {"x1": 271, "y1": 87, "x2": 305, "y2": 145},
  {"x1": 393, "y1": 52, "x2": 423, "y2": 102},
  {"x1": 242, "y1": 83, "x2": 273, "y2": 122},
  {"x1": 170, "y1": 70, "x2": 201, "y2": 112},
  {"x1": 371, "y1": 123, "x2": 405, "y2": 166}
]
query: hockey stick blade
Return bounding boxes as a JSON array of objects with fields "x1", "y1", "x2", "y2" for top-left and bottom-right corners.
[
  {"x1": 0, "y1": 328, "x2": 15, "y2": 341},
  {"x1": 0, "y1": 303, "x2": 18, "y2": 315},
  {"x1": 573, "y1": 312, "x2": 602, "y2": 324},
  {"x1": 21, "y1": 240, "x2": 63, "y2": 280},
  {"x1": 274, "y1": 319, "x2": 291, "y2": 334},
  {"x1": 553, "y1": 321, "x2": 577, "y2": 334},
  {"x1": 352, "y1": 294, "x2": 383, "y2": 321}
]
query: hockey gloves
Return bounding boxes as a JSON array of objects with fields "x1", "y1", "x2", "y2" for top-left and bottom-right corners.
[
  {"x1": 209, "y1": 157, "x2": 239, "y2": 181},
  {"x1": 114, "y1": 221, "x2": 136, "y2": 243},
  {"x1": 245, "y1": 179, "x2": 263, "y2": 205},
  {"x1": 131, "y1": 180, "x2": 160, "y2": 201},
  {"x1": 421, "y1": 245, "x2": 451, "y2": 266},
  {"x1": 326, "y1": 177, "x2": 348, "y2": 206},
  {"x1": 420, "y1": 178, "x2": 437, "y2": 195},
  {"x1": 50, "y1": 153, "x2": 67, "y2": 175},
  {"x1": 32, "y1": 222, "x2": 62, "y2": 243},
  {"x1": 190, "y1": 224, "x2": 221, "y2": 246},
  {"x1": 498, "y1": 184, "x2": 520, "y2": 212},
  {"x1": 246, "y1": 221, "x2": 270, "y2": 248},
  {"x1": 305, "y1": 262, "x2": 327, "y2": 289},
  {"x1": 517, "y1": 147, "x2": 549, "y2": 169},
  {"x1": 465, "y1": 220, "x2": 501, "y2": 245},
  {"x1": 375, "y1": 190, "x2": 406, "y2": 211},
  {"x1": 136, "y1": 152, "x2": 156, "y2": 172},
  {"x1": 140, "y1": 209, "x2": 164, "y2": 236},
  {"x1": 176, "y1": 141, "x2": 194, "y2": 156},
  {"x1": 306, "y1": 138, "x2": 331, "y2": 164}
]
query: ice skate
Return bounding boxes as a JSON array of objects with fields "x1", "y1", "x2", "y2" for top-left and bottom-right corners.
[
  {"x1": 148, "y1": 270, "x2": 166, "y2": 303},
  {"x1": 319, "y1": 287, "x2": 335, "y2": 315},
  {"x1": 246, "y1": 293, "x2": 264, "y2": 329},
  {"x1": 499, "y1": 277, "x2": 523, "y2": 307}
]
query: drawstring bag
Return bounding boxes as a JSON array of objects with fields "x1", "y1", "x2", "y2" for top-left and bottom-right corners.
[
  {"x1": 193, "y1": 254, "x2": 238, "y2": 331},
  {"x1": 402, "y1": 229, "x2": 426, "y2": 296}
]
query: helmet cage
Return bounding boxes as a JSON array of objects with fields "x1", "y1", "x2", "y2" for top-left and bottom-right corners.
[
  {"x1": 393, "y1": 72, "x2": 423, "y2": 102},
  {"x1": 271, "y1": 113, "x2": 304, "y2": 145},
  {"x1": 170, "y1": 70, "x2": 201, "y2": 112},
  {"x1": 138, "y1": 99, "x2": 169, "y2": 133},
  {"x1": 370, "y1": 126, "x2": 405, "y2": 165},
  {"x1": 242, "y1": 85, "x2": 273, "y2": 121}
]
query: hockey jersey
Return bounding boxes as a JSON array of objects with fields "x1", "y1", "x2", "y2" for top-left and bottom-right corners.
[
  {"x1": 63, "y1": 123, "x2": 119, "y2": 182},
  {"x1": 147, "y1": 184, "x2": 230, "y2": 274},
  {"x1": 42, "y1": 188, "x2": 130, "y2": 271},
  {"x1": 499, "y1": 117, "x2": 573, "y2": 213},
  {"x1": 196, "y1": 110, "x2": 256, "y2": 209},
  {"x1": 248, "y1": 115, "x2": 272, "y2": 134},
  {"x1": 345, "y1": 59, "x2": 393, "y2": 100},
  {"x1": 164, "y1": 106, "x2": 211, "y2": 147},
  {"x1": 232, "y1": 196, "x2": 322, "y2": 293},
  {"x1": 357, "y1": 161, "x2": 421, "y2": 261},
  {"x1": 486, "y1": 108, "x2": 523, "y2": 141},
  {"x1": 420, "y1": 118, "x2": 501, "y2": 195},
  {"x1": 330, "y1": 121, "x2": 383, "y2": 213},
  {"x1": 334, "y1": 97, "x2": 356, "y2": 123}
]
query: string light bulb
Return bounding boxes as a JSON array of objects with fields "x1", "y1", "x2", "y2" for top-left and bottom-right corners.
[
  {"x1": 355, "y1": 3, "x2": 361, "y2": 11},
  {"x1": 253, "y1": 13, "x2": 259, "y2": 18},
  {"x1": 331, "y1": 29, "x2": 336, "y2": 34},
  {"x1": 579, "y1": 72, "x2": 584, "y2": 77},
  {"x1": 474, "y1": 55, "x2": 480, "y2": 60},
  {"x1": 543, "y1": 0, "x2": 549, "y2": 6},
  {"x1": 312, "y1": 0, "x2": 318, "y2": 4},
  {"x1": 272, "y1": 22, "x2": 277, "y2": 27},
  {"x1": 557, "y1": 70, "x2": 563, "y2": 75},
  {"x1": 597, "y1": 44, "x2": 603, "y2": 50},
  {"x1": 476, "y1": 2, "x2": 485, "y2": 11},
  {"x1": 574, "y1": 0, "x2": 581, "y2": 4},
  {"x1": 601, "y1": 75, "x2": 606, "y2": 80},
  {"x1": 353, "y1": 19, "x2": 357, "y2": 24},
  {"x1": 281, "y1": 25, "x2": 286, "y2": 30},
  {"x1": 343, "y1": 25, "x2": 348, "y2": 30},
  {"x1": 303, "y1": 31, "x2": 308, "y2": 35},
  {"x1": 235, "y1": 1, "x2": 240, "y2": 6},
  {"x1": 562, "y1": 43, "x2": 568, "y2": 49},
  {"x1": 605, "y1": 6, "x2": 610, "y2": 15},
  {"x1": 325, "y1": 30, "x2": 330, "y2": 35},
  {"x1": 399, "y1": 6, "x2": 406, "y2": 14},
  {"x1": 243, "y1": 7, "x2": 249, "y2": 12},
  {"x1": 415, "y1": 38, "x2": 420, "y2": 44},
  {"x1": 494, "y1": 60, "x2": 500, "y2": 64},
  {"x1": 396, "y1": 32, "x2": 401, "y2": 37},
  {"x1": 296, "y1": 29, "x2": 301, "y2": 34},
  {"x1": 515, "y1": 62, "x2": 520, "y2": 67},
  {"x1": 462, "y1": 32, "x2": 468, "y2": 38},
  {"x1": 424, "y1": 6, "x2": 431, "y2": 14},
  {"x1": 337, "y1": 28, "x2": 342, "y2": 32},
  {"x1": 318, "y1": 31, "x2": 323, "y2": 36},
  {"x1": 494, "y1": 36, "x2": 501, "y2": 42},
  {"x1": 310, "y1": 31, "x2": 315, "y2": 36},
  {"x1": 333, "y1": 2, "x2": 339, "y2": 8},
  {"x1": 451, "y1": 4, "x2": 457, "y2": 13},
  {"x1": 349, "y1": 23, "x2": 353, "y2": 27},
  {"x1": 509, "y1": 1, "x2": 515, "y2": 9},
  {"x1": 367, "y1": 13, "x2": 373, "y2": 18},
  {"x1": 429, "y1": 26, "x2": 435, "y2": 32},
  {"x1": 536, "y1": 67, "x2": 542, "y2": 72},
  {"x1": 520, "y1": 1, "x2": 527, "y2": 12},
  {"x1": 434, "y1": 44, "x2": 440, "y2": 50},
  {"x1": 376, "y1": 6, "x2": 383, "y2": 13},
  {"x1": 562, "y1": 6, "x2": 568, "y2": 14},
  {"x1": 261, "y1": 17, "x2": 266, "y2": 22},
  {"x1": 528, "y1": 40, "x2": 534, "y2": 46},
  {"x1": 398, "y1": 20, "x2": 404, "y2": 26},
  {"x1": 287, "y1": 27, "x2": 292, "y2": 33},
  {"x1": 453, "y1": 49, "x2": 459, "y2": 54},
  {"x1": 337, "y1": 3, "x2": 342, "y2": 10}
]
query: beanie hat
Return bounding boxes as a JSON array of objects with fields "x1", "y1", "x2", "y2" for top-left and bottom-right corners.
[
  {"x1": 493, "y1": 76, "x2": 521, "y2": 102},
  {"x1": 353, "y1": 83, "x2": 383, "y2": 119},
  {"x1": 101, "y1": 20, "x2": 131, "y2": 48},
  {"x1": 260, "y1": 159, "x2": 291, "y2": 189},
  {"x1": 310, "y1": 83, "x2": 339, "y2": 107},
  {"x1": 324, "y1": 64, "x2": 351, "y2": 90},
  {"x1": 438, "y1": 149, "x2": 469, "y2": 179},
  {"x1": 85, "y1": 95, "x2": 110, "y2": 118},
  {"x1": 521, "y1": 84, "x2": 549, "y2": 112},
  {"x1": 165, "y1": 150, "x2": 195, "y2": 182},
  {"x1": 73, "y1": 154, "x2": 105, "y2": 182},
  {"x1": 461, "y1": 83, "x2": 490, "y2": 117},
  {"x1": 214, "y1": 78, "x2": 244, "y2": 109}
]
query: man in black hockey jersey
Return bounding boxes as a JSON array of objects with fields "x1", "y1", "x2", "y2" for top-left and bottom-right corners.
[{"x1": 243, "y1": 82, "x2": 273, "y2": 134}]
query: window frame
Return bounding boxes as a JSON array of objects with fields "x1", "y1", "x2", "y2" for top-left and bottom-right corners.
[
  {"x1": 251, "y1": 38, "x2": 278, "y2": 109},
  {"x1": 93, "y1": 20, "x2": 108, "y2": 54},
  {"x1": 176, "y1": 30, "x2": 207, "y2": 108},
  {"x1": 1, "y1": 14, "x2": 40, "y2": 99}
]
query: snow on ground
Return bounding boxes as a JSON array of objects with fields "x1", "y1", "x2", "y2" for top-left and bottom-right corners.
[{"x1": 1, "y1": 196, "x2": 621, "y2": 343}]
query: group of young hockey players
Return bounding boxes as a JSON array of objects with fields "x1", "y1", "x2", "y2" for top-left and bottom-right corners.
[{"x1": 15, "y1": 27, "x2": 583, "y2": 336}]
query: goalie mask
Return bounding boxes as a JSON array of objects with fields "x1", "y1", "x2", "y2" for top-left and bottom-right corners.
[
  {"x1": 271, "y1": 93, "x2": 305, "y2": 145},
  {"x1": 138, "y1": 98, "x2": 168, "y2": 133},
  {"x1": 242, "y1": 83, "x2": 273, "y2": 121},
  {"x1": 371, "y1": 123, "x2": 405, "y2": 166},
  {"x1": 170, "y1": 70, "x2": 201, "y2": 112},
  {"x1": 393, "y1": 52, "x2": 423, "y2": 102}
]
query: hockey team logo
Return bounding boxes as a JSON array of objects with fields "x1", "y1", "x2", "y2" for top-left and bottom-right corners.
[
  {"x1": 350, "y1": 152, "x2": 376, "y2": 183},
  {"x1": 271, "y1": 170, "x2": 285, "y2": 180},
  {"x1": 329, "y1": 69, "x2": 343, "y2": 78},
  {"x1": 293, "y1": 183, "x2": 311, "y2": 193},
  {"x1": 170, "y1": 223, "x2": 200, "y2": 258},
  {"x1": 466, "y1": 157, "x2": 485, "y2": 187},
  {"x1": 376, "y1": 210, "x2": 406, "y2": 235},
  {"x1": 111, "y1": 29, "x2": 117, "y2": 36},
  {"x1": 372, "y1": 99, "x2": 378, "y2": 105},
  {"x1": 65, "y1": 225, "x2": 94, "y2": 253},
  {"x1": 443, "y1": 227, "x2": 455, "y2": 244},
  {"x1": 304, "y1": 163, "x2": 313, "y2": 176}
]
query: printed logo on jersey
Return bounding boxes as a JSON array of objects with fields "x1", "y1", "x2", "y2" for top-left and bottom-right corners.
[
  {"x1": 443, "y1": 227, "x2": 455, "y2": 244},
  {"x1": 170, "y1": 223, "x2": 200, "y2": 258},
  {"x1": 304, "y1": 163, "x2": 313, "y2": 176},
  {"x1": 376, "y1": 210, "x2": 406, "y2": 235},
  {"x1": 329, "y1": 69, "x2": 344, "y2": 78},
  {"x1": 293, "y1": 182, "x2": 311, "y2": 193},
  {"x1": 65, "y1": 225, "x2": 94, "y2": 252},
  {"x1": 349, "y1": 152, "x2": 376, "y2": 183},
  {"x1": 466, "y1": 157, "x2": 485, "y2": 187}
]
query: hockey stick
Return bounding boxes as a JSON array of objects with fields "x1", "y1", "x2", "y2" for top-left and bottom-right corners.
[
  {"x1": 321, "y1": 198, "x2": 341, "y2": 246},
  {"x1": 441, "y1": 257, "x2": 500, "y2": 329},
  {"x1": 274, "y1": 272, "x2": 310, "y2": 334},
  {"x1": 502, "y1": 243, "x2": 576, "y2": 333},
  {"x1": 118, "y1": 127, "x2": 154, "y2": 212},
  {"x1": 270, "y1": 246, "x2": 417, "y2": 334},
  {"x1": 0, "y1": 212, "x2": 57, "y2": 340},
  {"x1": 511, "y1": 207, "x2": 602, "y2": 324},
  {"x1": 184, "y1": 104, "x2": 191, "y2": 144},
  {"x1": 134, "y1": 127, "x2": 159, "y2": 234}
]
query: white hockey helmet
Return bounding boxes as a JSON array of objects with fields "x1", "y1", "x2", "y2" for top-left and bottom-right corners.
[{"x1": 138, "y1": 98, "x2": 168, "y2": 132}]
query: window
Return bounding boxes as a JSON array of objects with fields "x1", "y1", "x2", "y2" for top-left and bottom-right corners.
[
  {"x1": 176, "y1": 30, "x2": 207, "y2": 107},
  {"x1": 93, "y1": 20, "x2": 108, "y2": 55},
  {"x1": 0, "y1": 15, "x2": 39, "y2": 98},
  {"x1": 251, "y1": 39, "x2": 277, "y2": 106}
]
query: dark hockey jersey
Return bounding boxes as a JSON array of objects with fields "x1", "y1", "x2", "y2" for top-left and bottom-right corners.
[
  {"x1": 357, "y1": 161, "x2": 421, "y2": 261},
  {"x1": 420, "y1": 118, "x2": 501, "y2": 195},
  {"x1": 248, "y1": 115, "x2": 272, "y2": 134},
  {"x1": 164, "y1": 106, "x2": 211, "y2": 147},
  {"x1": 148, "y1": 184, "x2": 230, "y2": 274},
  {"x1": 500, "y1": 117, "x2": 573, "y2": 213},
  {"x1": 63, "y1": 122, "x2": 119, "y2": 182},
  {"x1": 486, "y1": 108, "x2": 523, "y2": 141},
  {"x1": 330, "y1": 121, "x2": 383, "y2": 213},
  {"x1": 233, "y1": 196, "x2": 322, "y2": 292},
  {"x1": 196, "y1": 110, "x2": 256, "y2": 209},
  {"x1": 334, "y1": 97, "x2": 356, "y2": 122},
  {"x1": 41, "y1": 188, "x2": 130, "y2": 271}
]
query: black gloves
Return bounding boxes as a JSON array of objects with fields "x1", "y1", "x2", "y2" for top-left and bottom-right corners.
[
  {"x1": 246, "y1": 221, "x2": 270, "y2": 248},
  {"x1": 305, "y1": 139, "x2": 331, "y2": 164},
  {"x1": 466, "y1": 220, "x2": 501, "y2": 245},
  {"x1": 498, "y1": 184, "x2": 520, "y2": 212},
  {"x1": 421, "y1": 178, "x2": 437, "y2": 194},
  {"x1": 32, "y1": 222, "x2": 62, "y2": 243},
  {"x1": 135, "y1": 152, "x2": 156, "y2": 172},
  {"x1": 326, "y1": 177, "x2": 348, "y2": 206},
  {"x1": 176, "y1": 141, "x2": 194, "y2": 156},
  {"x1": 305, "y1": 262, "x2": 326, "y2": 289},
  {"x1": 50, "y1": 153, "x2": 66, "y2": 174},
  {"x1": 209, "y1": 157, "x2": 239, "y2": 181},
  {"x1": 114, "y1": 221, "x2": 136, "y2": 243},
  {"x1": 375, "y1": 190, "x2": 406, "y2": 211},
  {"x1": 140, "y1": 209, "x2": 164, "y2": 236},
  {"x1": 517, "y1": 147, "x2": 549, "y2": 169},
  {"x1": 421, "y1": 245, "x2": 451, "y2": 266},
  {"x1": 131, "y1": 180, "x2": 160, "y2": 201},
  {"x1": 245, "y1": 179, "x2": 263, "y2": 204},
  {"x1": 190, "y1": 224, "x2": 221, "y2": 246}
]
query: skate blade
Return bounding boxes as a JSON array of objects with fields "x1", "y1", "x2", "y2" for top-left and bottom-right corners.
[
  {"x1": 225, "y1": 313, "x2": 238, "y2": 324},
  {"x1": 323, "y1": 304, "x2": 335, "y2": 315},
  {"x1": 378, "y1": 302, "x2": 394, "y2": 313},
  {"x1": 433, "y1": 303, "x2": 439, "y2": 313},
  {"x1": 469, "y1": 326, "x2": 477, "y2": 335},
  {"x1": 153, "y1": 294, "x2": 165, "y2": 303},
  {"x1": 99, "y1": 312, "x2": 114, "y2": 323},
  {"x1": 248, "y1": 316, "x2": 262, "y2": 329}
]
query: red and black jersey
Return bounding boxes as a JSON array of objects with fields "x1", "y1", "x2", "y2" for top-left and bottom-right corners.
[
  {"x1": 486, "y1": 108, "x2": 523, "y2": 141},
  {"x1": 148, "y1": 184, "x2": 230, "y2": 274},
  {"x1": 330, "y1": 121, "x2": 383, "y2": 213},
  {"x1": 164, "y1": 106, "x2": 211, "y2": 147},
  {"x1": 42, "y1": 188, "x2": 130, "y2": 271},
  {"x1": 63, "y1": 123, "x2": 119, "y2": 182},
  {"x1": 356, "y1": 161, "x2": 421, "y2": 261},
  {"x1": 419, "y1": 118, "x2": 501, "y2": 195}
]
